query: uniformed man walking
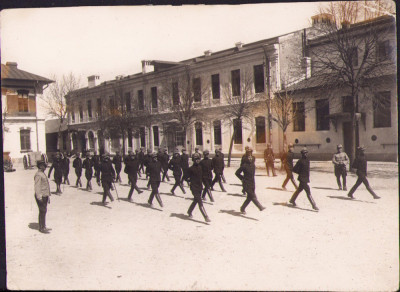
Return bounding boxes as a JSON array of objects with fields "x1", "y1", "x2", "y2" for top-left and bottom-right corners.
[
  {"x1": 34, "y1": 160, "x2": 52, "y2": 233},
  {"x1": 347, "y1": 146, "x2": 380, "y2": 200},
  {"x1": 112, "y1": 150, "x2": 123, "y2": 183},
  {"x1": 161, "y1": 148, "x2": 170, "y2": 182},
  {"x1": 134, "y1": 149, "x2": 142, "y2": 178},
  {"x1": 73, "y1": 152, "x2": 83, "y2": 187},
  {"x1": 219, "y1": 148, "x2": 227, "y2": 183},
  {"x1": 264, "y1": 143, "x2": 277, "y2": 176},
  {"x1": 211, "y1": 149, "x2": 226, "y2": 192},
  {"x1": 281, "y1": 144, "x2": 298, "y2": 190},
  {"x1": 143, "y1": 149, "x2": 152, "y2": 180},
  {"x1": 200, "y1": 150, "x2": 214, "y2": 202},
  {"x1": 82, "y1": 152, "x2": 94, "y2": 191},
  {"x1": 240, "y1": 147, "x2": 256, "y2": 195},
  {"x1": 138, "y1": 147, "x2": 145, "y2": 174},
  {"x1": 93, "y1": 151, "x2": 101, "y2": 181},
  {"x1": 180, "y1": 148, "x2": 190, "y2": 187},
  {"x1": 146, "y1": 153, "x2": 164, "y2": 207},
  {"x1": 125, "y1": 150, "x2": 143, "y2": 201},
  {"x1": 332, "y1": 144, "x2": 349, "y2": 190},
  {"x1": 289, "y1": 148, "x2": 319, "y2": 210},
  {"x1": 97, "y1": 153, "x2": 116, "y2": 204},
  {"x1": 168, "y1": 150, "x2": 186, "y2": 195},
  {"x1": 62, "y1": 152, "x2": 70, "y2": 185},
  {"x1": 48, "y1": 152, "x2": 63, "y2": 194},
  {"x1": 191, "y1": 147, "x2": 202, "y2": 160}
]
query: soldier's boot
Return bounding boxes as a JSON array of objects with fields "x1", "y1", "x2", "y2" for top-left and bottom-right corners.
[
  {"x1": 89, "y1": 181, "x2": 93, "y2": 191},
  {"x1": 137, "y1": 171, "x2": 142, "y2": 178},
  {"x1": 179, "y1": 184, "x2": 186, "y2": 194},
  {"x1": 289, "y1": 189, "x2": 301, "y2": 206},
  {"x1": 108, "y1": 191, "x2": 114, "y2": 202},
  {"x1": 128, "y1": 188, "x2": 134, "y2": 201},
  {"x1": 170, "y1": 185, "x2": 176, "y2": 195},
  {"x1": 57, "y1": 184, "x2": 62, "y2": 194},
  {"x1": 155, "y1": 192, "x2": 163, "y2": 207},
  {"x1": 79, "y1": 179, "x2": 82, "y2": 187},
  {"x1": 253, "y1": 197, "x2": 265, "y2": 211},
  {"x1": 76, "y1": 179, "x2": 79, "y2": 187},
  {"x1": 336, "y1": 177, "x2": 342, "y2": 190},
  {"x1": 219, "y1": 181, "x2": 226, "y2": 192},
  {"x1": 86, "y1": 181, "x2": 90, "y2": 190},
  {"x1": 187, "y1": 201, "x2": 196, "y2": 218},
  {"x1": 199, "y1": 205, "x2": 211, "y2": 222},
  {"x1": 221, "y1": 174, "x2": 227, "y2": 183},
  {"x1": 201, "y1": 189, "x2": 207, "y2": 200},
  {"x1": 366, "y1": 185, "x2": 380, "y2": 199},
  {"x1": 342, "y1": 177, "x2": 347, "y2": 191},
  {"x1": 207, "y1": 189, "x2": 215, "y2": 202},
  {"x1": 307, "y1": 195, "x2": 319, "y2": 211},
  {"x1": 134, "y1": 185, "x2": 143, "y2": 194}
]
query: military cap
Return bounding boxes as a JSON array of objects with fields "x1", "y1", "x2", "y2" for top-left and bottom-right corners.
[
  {"x1": 337, "y1": 144, "x2": 343, "y2": 149},
  {"x1": 181, "y1": 148, "x2": 186, "y2": 152},
  {"x1": 203, "y1": 150, "x2": 209, "y2": 155},
  {"x1": 192, "y1": 153, "x2": 201, "y2": 161},
  {"x1": 300, "y1": 147, "x2": 308, "y2": 154},
  {"x1": 36, "y1": 160, "x2": 47, "y2": 168},
  {"x1": 246, "y1": 147, "x2": 253, "y2": 152}
]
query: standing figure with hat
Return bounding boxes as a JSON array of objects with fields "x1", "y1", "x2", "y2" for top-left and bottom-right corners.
[
  {"x1": 332, "y1": 144, "x2": 349, "y2": 190},
  {"x1": 191, "y1": 147, "x2": 202, "y2": 160},
  {"x1": 138, "y1": 147, "x2": 145, "y2": 174},
  {"x1": 97, "y1": 153, "x2": 116, "y2": 204},
  {"x1": 62, "y1": 152, "x2": 70, "y2": 185},
  {"x1": 200, "y1": 150, "x2": 214, "y2": 202},
  {"x1": 48, "y1": 152, "x2": 63, "y2": 194},
  {"x1": 180, "y1": 148, "x2": 190, "y2": 187},
  {"x1": 93, "y1": 151, "x2": 101, "y2": 182},
  {"x1": 281, "y1": 144, "x2": 298, "y2": 190},
  {"x1": 72, "y1": 152, "x2": 83, "y2": 187},
  {"x1": 82, "y1": 152, "x2": 94, "y2": 191},
  {"x1": 125, "y1": 150, "x2": 143, "y2": 201},
  {"x1": 289, "y1": 147, "x2": 319, "y2": 211},
  {"x1": 183, "y1": 153, "x2": 211, "y2": 222},
  {"x1": 264, "y1": 143, "x2": 277, "y2": 176},
  {"x1": 34, "y1": 160, "x2": 52, "y2": 233},
  {"x1": 347, "y1": 146, "x2": 380, "y2": 200},
  {"x1": 146, "y1": 153, "x2": 164, "y2": 207},
  {"x1": 160, "y1": 148, "x2": 170, "y2": 182},
  {"x1": 112, "y1": 150, "x2": 123, "y2": 183},
  {"x1": 235, "y1": 150, "x2": 265, "y2": 214},
  {"x1": 211, "y1": 149, "x2": 226, "y2": 192},
  {"x1": 168, "y1": 149, "x2": 186, "y2": 195}
]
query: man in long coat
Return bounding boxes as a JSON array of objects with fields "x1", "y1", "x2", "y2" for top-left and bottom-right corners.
[
  {"x1": 62, "y1": 152, "x2": 70, "y2": 185},
  {"x1": 72, "y1": 152, "x2": 83, "y2": 187},
  {"x1": 180, "y1": 148, "x2": 190, "y2": 187},
  {"x1": 48, "y1": 152, "x2": 63, "y2": 194},
  {"x1": 146, "y1": 153, "x2": 163, "y2": 207},
  {"x1": 98, "y1": 153, "x2": 116, "y2": 204},
  {"x1": 82, "y1": 152, "x2": 94, "y2": 191},
  {"x1": 112, "y1": 150, "x2": 123, "y2": 183},
  {"x1": 125, "y1": 151, "x2": 143, "y2": 201},
  {"x1": 200, "y1": 150, "x2": 214, "y2": 202}
]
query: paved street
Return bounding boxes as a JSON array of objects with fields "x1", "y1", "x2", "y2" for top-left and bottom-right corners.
[{"x1": 4, "y1": 159, "x2": 399, "y2": 290}]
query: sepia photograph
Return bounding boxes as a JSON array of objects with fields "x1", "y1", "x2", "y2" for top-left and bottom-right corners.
[{"x1": 1, "y1": 1, "x2": 398, "y2": 290}]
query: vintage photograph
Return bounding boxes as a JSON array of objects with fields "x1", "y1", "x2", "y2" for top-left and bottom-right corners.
[{"x1": 1, "y1": 1, "x2": 398, "y2": 290}]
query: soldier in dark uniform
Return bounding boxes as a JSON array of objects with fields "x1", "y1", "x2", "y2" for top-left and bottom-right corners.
[
  {"x1": 48, "y1": 152, "x2": 63, "y2": 194},
  {"x1": 134, "y1": 149, "x2": 142, "y2": 178},
  {"x1": 289, "y1": 148, "x2": 319, "y2": 211},
  {"x1": 72, "y1": 152, "x2": 83, "y2": 187},
  {"x1": 143, "y1": 149, "x2": 152, "y2": 180},
  {"x1": 168, "y1": 150, "x2": 186, "y2": 195},
  {"x1": 219, "y1": 148, "x2": 227, "y2": 183},
  {"x1": 264, "y1": 143, "x2": 277, "y2": 176},
  {"x1": 200, "y1": 150, "x2": 214, "y2": 202},
  {"x1": 240, "y1": 147, "x2": 256, "y2": 195},
  {"x1": 281, "y1": 144, "x2": 298, "y2": 190},
  {"x1": 332, "y1": 144, "x2": 350, "y2": 191},
  {"x1": 97, "y1": 153, "x2": 116, "y2": 204},
  {"x1": 183, "y1": 153, "x2": 211, "y2": 222},
  {"x1": 191, "y1": 147, "x2": 202, "y2": 160},
  {"x1": 180, "y1": 148, "x2": 190, "y2": 187},
  {"x1": 93, "y1": 151, "x2": 101, "y2": 182},
  {"x1": 146, "y1": 153, "x2": 163, "y2": 207},
  {"x1": 138, "y1": 147, "x2": 145, "y2": 174},
  {"x1": 347, "y1": 146, "x2": 380, "y2": 200},
  {"x1": 125, "y1": 150, "x2": 143, "y2": 201},
  {"x1": 112, "y1": 150, "x2": 123, "y2": 183},
  {"x1": 160, "y1": 148, "x2": 170, "y2": 182},
  {"x1": 211, "y1": 149, "x2": 226, "y2": 192},
  {"x1": 235, "y1": 148, "x2": 265, "y2": 214},
  {"x1": 82, "y1": 152, "x2": 94, "y2": 191},
  {"x1": 62, "y1": 152, "x2": 70, "y2": 185}
]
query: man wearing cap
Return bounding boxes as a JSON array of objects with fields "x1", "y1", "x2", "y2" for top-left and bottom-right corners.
[
  {"x1": 97, "y1": 153, "x2": 116, "y2": 204},
  {"x1": 183, "y1": 153, "x2": 211, "y2": 222},
  {"x1": 264, "y1": 143, "x2": 277, "y2": 176},
  {"x1": 73, "y1": 152, "x2": 83, "y2": 187},
  {"x1": 146, "y1": 153, "x2": 164, "y2": 207},
  {"x1": 192, "y1": 147, "x2": 202, "y2": 160},
  {"x1": 289, "y1": 148, "x2": 319, "y2": 211},
  {"x1": 236, "y1": 153, "x2": 265, "y2": 214},
  {"x1": 281, "y1": 144, "x2": 298, "y2": 190},
  {"x1": 168, "y1": 150, "x2": 186, "y2": 195},
  {"x1": 180, "y1": 148, "x2": 190, "y2": 187},
  {"x1": 241, "y1": 147, "x2": 256, "y2": 166},
  {"x1": 211, "y1": 149, "x2": 226, "y2": 192},
  {"x1": 347, "y1": 146, "x2": 380, "y2": 200},
  {"x1": 48, "y1": 152, "x2": 63, "y2": 194},
  {"x1": 138, "y1": 147, "x2": 145, "y2": 174},
  {"x1": 143, "y1": 149, "x2": 152, "y2": 180},
  {"x1": 62, "y1": 152, "x2": 70, "y2": 185},
  {"x1": 161, "y1": 148, "x2": 170, "y2": 182},
  {"x1": 112, "y1": 150, "x2": 123, "y2": 183},
  {"x1": 82, "y1": 152, "x2": 94, "y2": 191},
  {"x1": 34, "y1": 160, "x2": 51, "y2": 233},
  {"x1": 93, "y1": 151, "x2": 101, "y2": 182},
  {"x1": 200, "y1": 150, "x2": 214, "y2": 202},
  {"x1": 125, "y1": 150, "x2": 143, "y2": 201},
  {"x1": 332, "y1": 144, "x2": 350, "y2": 190}
]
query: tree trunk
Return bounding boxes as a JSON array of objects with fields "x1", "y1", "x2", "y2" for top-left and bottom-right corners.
[
  {"x1": 122, "y1": 132, "x2": 126, "y2": 155},
  {"x1": 227, "y1": 127, "x2": 237, "y2": 167}
]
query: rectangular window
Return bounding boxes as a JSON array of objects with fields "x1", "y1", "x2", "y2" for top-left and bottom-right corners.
[
  {"x1": 79, "y1": 104, "x2": 83, "y2": 121},
  {"x1": 153, "y1": 126, "x2": 159, "y2": 147},
  {"x1": 316, "y1": 99, "x2": 330, "y2": 130},
  {"x1": 373, "y1": 91, "x2": 391, "y2": 128},
  {"x1": 195, "y1": 122, "x2": 203, "y2": 145},
  {"x1": 176, "y1": 128, "x2": 185, "y2": 146},
  {"x1": 128, "y1": 131, "x2": 133, "y2": 148},
  {"x1": 18, "y1": 93, "x2": 29, "y2": 112},
  {"x1": 138, "y1": 90, "x2": 144, "y2": 110},
  {"x1": 254, "y1": 64, "x2": 265, "y2": 93},
  {"x1": 213, "y1": 120, "x2": 222, "y2": 145},
  {"x1": 193, "y1": 78, "x2": 201, "y2": 102},
  {"x1": 342, "y1": 96, "x2": 354, "y2": 113},
  {"x1": 87, "y1": 100, "x2": 92, "y2": 119},
  {"x1": 231, "y1": 69, "x2": 241, "y2": 97},
  {"x1": 20, "y1": 129, "x2": 31, "y2": 150},
  {"x1": 255, "y1": 116, "x2": 266, "y2": 143},
  {"x1": 71, "y1": 109, "x2": 75, "y2": 123},
  {"x1": 211, "y1": 74, "x2": 220, "y2": 99},
  {"x1": 151, "y1": 87, "x2": 158, "y2": 109},
  {"x1": 351, "y1": 47, "x2": 358, "y2": 67},
  {"x1": 140, "y1": 127, "x2": 146, "y2": 147},
  {"x1": 125, "y1": 92, "x2": 131, "y2": 112},
  {"x1": 293, "y1": 102, "x2": 305, "y2": 131},
  {"x1": 172, "y1": 82, "x2": 179, "y2": 105},
  {"x1": 233, "y1": 118, "x2": 243, "y2": 144},
  {"x1": 377, "y1": 40, "x2": 390, "y2": 62},
  {"x1": 97, "y1": 98, "x2": 102, "y2": 117}
]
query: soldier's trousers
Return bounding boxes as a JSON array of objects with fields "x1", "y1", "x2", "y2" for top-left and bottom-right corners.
[
  {"x1": 128, "y1": 177, "x2": 141, "y2": 199},
  {"x1": 75, "y1": 170, "x2": 82, "y2": 187},
  {"x1": 211, "y1": 173, "x2": 226, "y2": 191},
  {"x1": 188, "y1": 190, "x2": 209, "y2": 220},
  {"x1": 347, "y1": 176, "x2": 377, "y2": 197},
  {"x1": 162, "y1": 168, "x2": 170, "y2": 181},
  {"x1": 139, "y1": 163, "x2": 144, "y2": 173},
  {"x1": 35, "y1": 196, "x2": 49, "y2": 230},
  {"x1": 115, "y1": 169, "x2": 122, "y2": 182},
  {"x1": 241, "y1": 189, "x2": 264, "y2": 212},
  {"x1": 290, "y1": 181, "x2": 317, "y2": 208},
  {"x1": 265, "y1": 161, "x2": 276, "y2": 176},
  {"x1": 102, "y1": 182, "x2": 114, "y2": 203},
  {"x1": 148, "y1": 181, "x2": 163, "y2": 207},
  {"x1": 171, "y1": 174, "x2": 185, "y2": 194},
  {"x1": 334, "y1": 166, "x2": 347, "y2": 189},
  {"x1": 181, "y1": 168, "x2": 189, "y2": 186},
  {"x1": 201, "y1": 178, "x2": 214, "y2": 201},
  {"x1": 282, "y1": 169, "x2": 298, "y2": 189}
]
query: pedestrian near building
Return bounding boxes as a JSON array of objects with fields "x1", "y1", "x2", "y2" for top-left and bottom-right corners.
[
  {"x1": 146, "y1": 153, "x2": 164, "y2": 207},
  {"x1": 62, "y1": 152, "x2": 70, "y2": 185},
  {"x1": 289, "y1": 148, "x2": 319, "y2": 211},
  {"x1": 200, "y1": 150, "x2": 214, "y2": 202},
  {"x1": 134, "y1": 149, "x2": 142, "y2": 178},
  {"x1": 180, "y1": 148, "x2": 190, "y2": 187},
  {"x1": 161, "y1": 148, "x2": 170, "y2": 182},
  {"x1": 183, "y1": 153, "x2": 211, "y2": 223},
  {"x1": 143, "y1": 149, "x2": 152, "y2": 180},
  {"x1": 219, "y1": 148, "x2": 227, "y2": 183},
  {"x1": 138, "y1": 147, "x2": 145, "y2": 174},
  {"x1": 347, "y1": 146, "x2": 380, "y2": 200},
  {"x1": 281, "y1": 144, "x2": 298, "y2": 190},
  {"x1": 93, "y1": 151, "x2": 101, "y2": 182},
  {"x1": 82, "y1": 152, "x2": 94, "y2": 191},
  {"x1": 332, "y1": 144, "x2": 350, "y2": 190},
  {"x1": 211, "y1": 149, "x2": 226, "y2": 192},
  {"x1": 264, "y1": 143, "x2": 277, "y2": 176},
  {"x1": 72, "y1": 153, "x2": 83, "y2": 187},
  {"x1": 168, "y1": 150, "x2": 186, "y2": 195},
  {"x1": 112, "y1": 150, "x2": 123, "y2": 183},
  {"x1": 124, "y1": 150, "x2": 143, "y2": 201},
  {"x1": 48, "y1": 152, "x2": 63, "y2": 194},
  {"x1": 34, "y1": 160, "x2": 51, "y2": 233},
  {"x1": 97, "y1": 153, "x2": 116, "y2": 204},
  {"x1": 240, "y1": 147, "x2": 256, "y2": 195}
]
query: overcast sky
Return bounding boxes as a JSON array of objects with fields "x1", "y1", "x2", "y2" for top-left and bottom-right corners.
[{"x1": 1, "y1": 3, "x2": 326, "y2": 85}]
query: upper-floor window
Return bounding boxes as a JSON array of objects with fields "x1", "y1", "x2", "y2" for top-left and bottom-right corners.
[
  {"x1": 350, "y1": 47, "x2": 358, "y2": 67},
  {"x1": 125, "y1": 92, "x2": 131, "y2": 112},
  {"x1": 377, "y1": 40, "x2": 391, "y2": 62},
  {"x1": 316, "y1": 99, "x2": 330, "y2": 131},
  {"x1": 97, "y1": 98, "x2": 102, "y2": 117},
  {"x1": 373, "y1": 91, "x2": 391, "y2": 128},
  {"x1": 342, "y1": 96, "x2": 354, "y2": 113},
  {"x1": 231, "y1": 69, "x2": 241, "y2": 97},
  {"x1": 87, "y1": 100, "x2": 92, "y2": 119},
  {"x1": 79, "y1": 104, "x2": 84, "y2": 121},
  {"x1": 193, "y1": 78, "x2": 201, "y2": 102},
  {"x1": 293, "y1": 102, "x2": 305, "y2": 132},
  {"x1": 211, "y1": 74, "x2": 220, "y2": 100},
  {"x1": 255, "y1": 116, "x2": 266, "y2": 143},
  {"x1": 213, "y1": 120, "x2": 222, "y2": 145},
  {"x1": 18, "y1": 91, "x2": 29, "y2": 112},
  {"x1": 151, "y1": 87, "x2": 158, "y2": 109},
  {"x1": 20, "y1": 129, "x2": 31, "y2": 151},
  {"x1": 138, "y1": 90, "x2": 144, "y2": 110},
  {"x1": 172, "y1": 82, "x2": 179, "y2": 105},
  {"x1": 253, "y1": 64, "x2": 265, "y2": 93}
]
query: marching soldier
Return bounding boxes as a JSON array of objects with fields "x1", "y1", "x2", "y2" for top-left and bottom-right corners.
[
  {"x1": 125, "y1": 150, "x2": 143, "y2": 201},
  {"x1": 112, "y1": 150, "x2": 123, "y2": 183},
  {"x1": 191, "y1": 147, "x2": 202, "y2": 160},
  {"x1": 146, "y1": 153, "x2": 163, "y2": 207},
  {"x1": 264, "y1": 143, "x2": 277, "y2": 176},
  {"x1": 332, "y1": 144, "x2": 349, "y2": 190},
  {"x1": 281, "y1": 144, "x2": 298, "y2": 190},
  {"x1": 211, "y1": 149, "x2": 226, "y2": 192},
  {"x1": 34, "y1": 160, "x2": 52, "y2": 233},
  {"x1": 347, "y1": 146, "x2": 380, "y2": 200},
  {"x1": 143, "y1": 149, "x2": 152, "y2": 180},
  {"x1": 240, "y1": 147, "x2": 256, "y2": 195},
  {"x1": 160, "y1": 148, "x2": 170, "y2": 182},
  {"x1": 97, "y1": 153, "x2": 116, "y2": 204},
  {"x1": 93, "y1": 151, "x2": 101, "y2": 182},
  {"x1": 180, "y1": 148, "x2": 190, "y2": 187},
  {"x1": 134, "y1": 149, "x2": 142, "y2": 178},
  {"x1": 62, "y1": 152, "x2": 70, "y2": 185},
  {"x1": 289, "y1": 148, "x2": 319, "y2": 211},
  {"x1": 82, "y1": 152, "x2": 94, "y2": 191},
  {"x1": 48, "y1": 152, "x2": 63, "y2": 194},
  {"x1": 219, "y1": 148, "x2": 227, "y2": 183},
  {"x1": 200, "y1": 150, "x2": 214, "y2": 202},
  {"x1": 168, "y1": 149, "x2": 186, "y2": 195},
  {"x1": 72, "y1": 152, "x2": 83, "y2": 187},
  {"x1": 235, "y1": 148, "x2": 265, "y2": 214},
  {"x1": 183, "y1": 153, "x2": 211, "y2": 222},
  {"x1": 138, "y1": 147, "x2": 145, "y2": 174}
]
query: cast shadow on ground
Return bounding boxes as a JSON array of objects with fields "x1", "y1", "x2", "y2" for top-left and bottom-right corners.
[
  {"x1": 170, "y1": 213, "x2": 209, "y2": 225},
  {"x1": 272, "y1": 202, "x2": 317, "y2": 213},
  {"x1": 227, "y1": 193, "x2": 246, "y2": 198},
  {"x1": 314, "y1": 186, "x2": 341, "y2": 191},
  {"x1": 50, "y1": 191, "x2": 61, "y2": 195},
  {"x1": 90, "y1": 201, "x2": 112, "y2": 209},
  {"x1": 159, "y1": 192, "x2": 185, "y2": 199},
  {"x1": 265, "y1": 187, "x2": 290, "y2": 192},
  {"x1": 28, "y1": 222, "x2": 39, "y2": 230},
  {"x1": 133, "y1": 202, "x2": 163, "y2": 212},
  {"x1": 255, "y1": 174, "x2": 268, "y2": 176},
  {"x1": 229, "y1": 183, "x2": 242, "y2": 187},
  {"x1": 219, "y1": 209, "x2": 258, "y2": 221},
  {"x1": 327, "y1": 195, "x2": 376, "y2": 204}
]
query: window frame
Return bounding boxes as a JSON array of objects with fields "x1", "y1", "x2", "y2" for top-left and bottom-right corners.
[
  {"x1": 213, "y1": 120, "x2": 222, "y2": 145},
  {"x1": 153, "y1": 126, "x2": 160, "y2": 147},
  {"x1": 195, "y1": 122, "x2": 203, "y2": 146},
  {"x1": 231, "y1": 69, "x2": 241, "y2": 97},
  {"x1": 151, "y1": 87, "x2": 158, "y2": 109},
  {"x1": 315, "y1": 99, "x2": 330, "y2": 131},
  {"x1": 233, "y1": 118, "x2": 243, "y2": 144},
  {"x1": 293, "y1": 102, "x2": 305, "y2": 132},
  {"x1": 193, "y1": 78, "x2": 202, "y2": 102},
  {"x1": 253, "y1": 64, "x2": 265, "y2": 93},
  {"x1": 20, "y1": 129, "x2": 31, "y2": 151},
  {"x1": 138, "y1": 90, "x2": 145, "y2": 110},
  {"x1": 211, "y1": 74, "x2": 220, "y2": 100}
]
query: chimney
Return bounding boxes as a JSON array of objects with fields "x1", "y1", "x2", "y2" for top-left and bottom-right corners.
[
  {"x1": 302, "y1": 57, "x2": 312, "y2": 79},
  {"x1": 141, "y1": 60, "x2": 154, "y2": 74},
  {"x1": 204, "y1": 50, "x2": 212, "y2": 57},
  {"x1": 6, "y1": 62, "x2": 18, "y2": 68},
  {"x1": 235, "y1": 42, "x2": 244, "y2": 50},
  {"x1": 88, "y1": 75, "x2": 100, "y2": 88}
]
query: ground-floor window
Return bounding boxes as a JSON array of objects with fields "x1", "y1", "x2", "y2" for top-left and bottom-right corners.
[
  {"x1": 233, "y1": 119, "x2": 243, "y2": 144},
  {"x1": 176, "y1": 127, "x2": 185, "y2": 146},
  {"x1": 213, "y1": 120, "x2": 222, "y2": 145},
  {"x1": 20, "y1": 129, "x2": 31, "y2": 151},
  {"x1": 140, "y1": 127, "x2": 146, "y2": 148},
  {"x1": 153, "y1": 126, "x2": 159, "y2": 147},
  {"x1": 255, "y1": 116, "x2": 266, "y2": 143},
  {"x1": 195, "y1": 122, "x2": 203, "y2": 146}
]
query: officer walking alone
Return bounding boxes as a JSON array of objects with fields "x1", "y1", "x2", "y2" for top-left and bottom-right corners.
[
  {"x1": 48, "y1": 152, "x2": 63, "y2": 194},
  {"x1": 73, "y1": 152, "x2": 83, "y2": 187},
  {"x1": 62, "y1": 152, "x2": 70, "y2": 185},
  {"x1": 332, "y1": 144, "x2": 349, "y2": 190},
  {"x1": 34, "y1": 160, "x2": 52, "y2": 233},
  {"x1": 281, "y1": 144, "x2": 298, "y2": 190}
]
